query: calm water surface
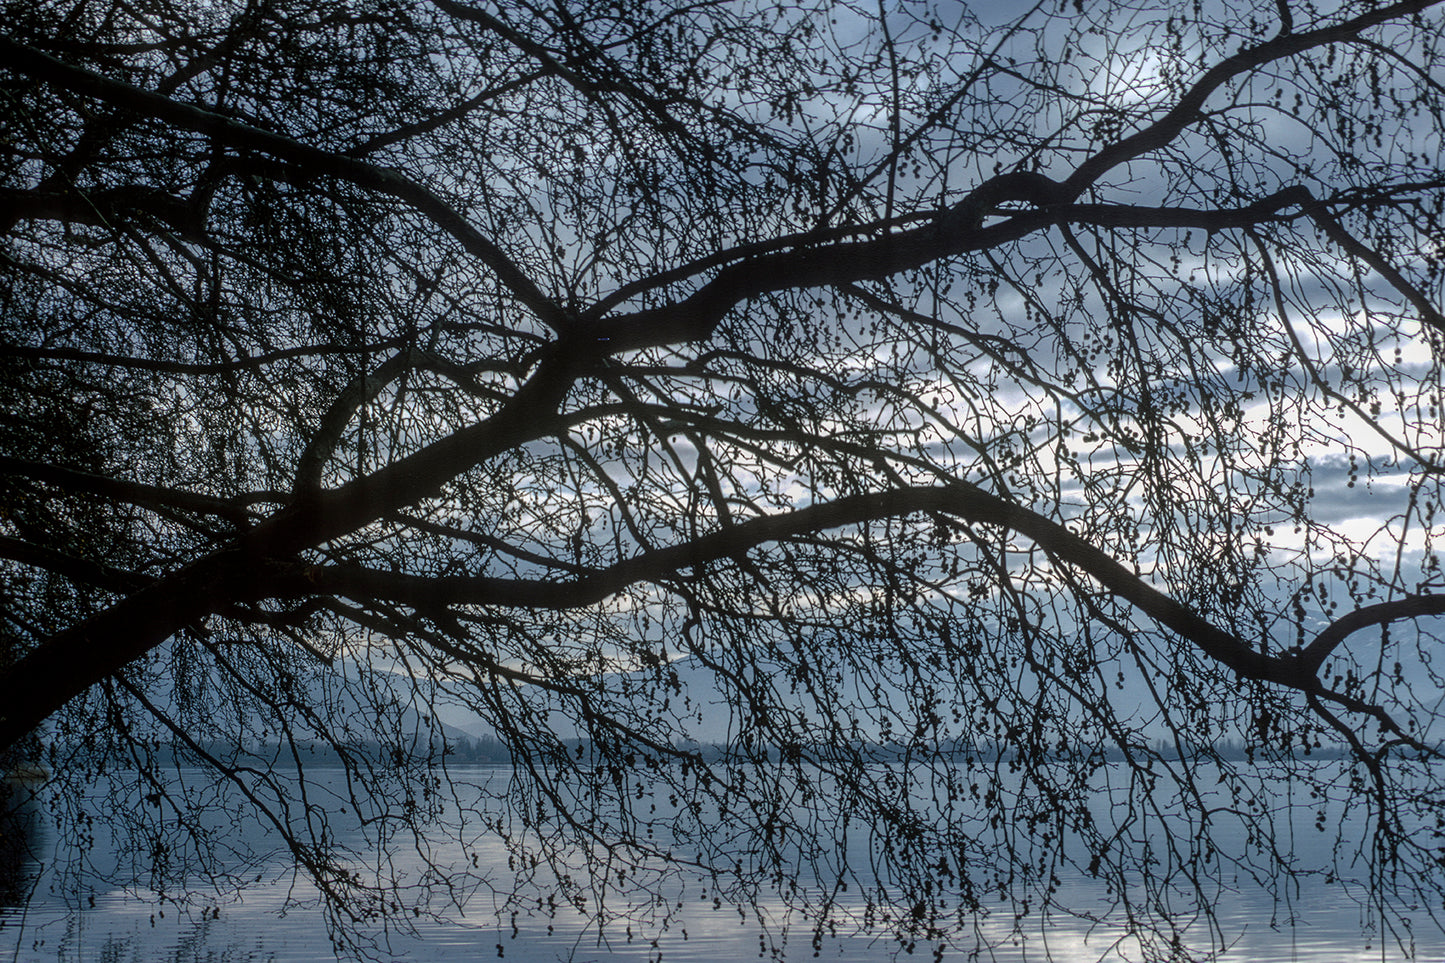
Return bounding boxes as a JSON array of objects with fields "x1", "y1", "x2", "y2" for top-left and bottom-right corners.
[{"x1": 1, "y1": 765, "x2": 1439, "y2": 962}]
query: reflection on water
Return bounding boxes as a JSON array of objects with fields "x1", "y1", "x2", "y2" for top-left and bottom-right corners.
[
  {"x1": 0, "y1": 778, "x2": 41, "y2": 908},
  {"x1": 1, "y1": 765, "x2": 1440, "y2": 962}
]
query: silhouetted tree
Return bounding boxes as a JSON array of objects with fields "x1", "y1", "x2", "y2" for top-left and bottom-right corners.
[{"x1": 3, "y1": 0, "x2": 1445, "y2": 958}]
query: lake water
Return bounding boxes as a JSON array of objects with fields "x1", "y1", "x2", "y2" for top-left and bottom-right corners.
[{"x1": 2, "y1": 764, "x2": 1442, "y2": 962}]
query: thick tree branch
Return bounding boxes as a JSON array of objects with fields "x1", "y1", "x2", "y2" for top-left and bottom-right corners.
[
  {"x1": 591, "y1": 186, "x2": 1318, "y2": 353},
  {"x1": 0, "y1": 535, "x2": 150, "y2": 594},
  {"x1": 1298, "y1": 594, "x2": 1445, "y2": 674},
  {"x1": 273, "y1": 482, "x2": 1300, "y2": 688},
  {"x1": 0, "y1": 348, "x2": 581, "y2": 751},
  {"x1": 0, "y1": 184, "x2": 205, "y2": 236},
  {"x1": 0, "y1": 455, "x2": 257, "y2": 523}
]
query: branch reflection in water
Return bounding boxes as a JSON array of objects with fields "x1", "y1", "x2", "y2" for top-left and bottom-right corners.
[{"x1": 1, "y1": 761, "x2": 1434, "y2": 962}]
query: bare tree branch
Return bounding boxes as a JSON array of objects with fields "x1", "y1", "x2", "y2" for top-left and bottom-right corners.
[{"x1": 0, "y1": 36, "x2": 567, "y2": 330}]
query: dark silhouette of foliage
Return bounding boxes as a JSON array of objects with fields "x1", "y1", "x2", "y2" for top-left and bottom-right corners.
[{"x1": 3, "y1": 0, "x2": 1445, "y2": 959}]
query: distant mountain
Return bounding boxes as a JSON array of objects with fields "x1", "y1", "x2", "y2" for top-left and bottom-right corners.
[{"x1": 125, "y1": 641, "x2": 1272, "y2": 762}]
